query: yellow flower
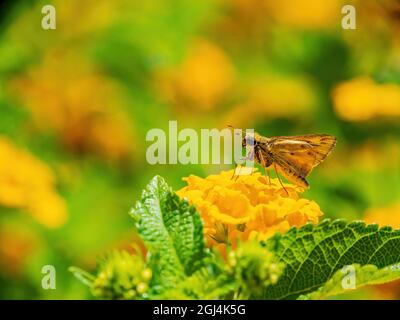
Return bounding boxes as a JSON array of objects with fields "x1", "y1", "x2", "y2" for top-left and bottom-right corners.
[
  {"x1": 332, "y1": 77, "x2": 400, "y2": 121},
  {"x1": 217, "y1": 0, "x2": 341, "y2": 40},
  {"x1": 364, "y1": 202, "x2": 400, "y2": 300},
  {"x1": 0, "y1": 223, "x2": 39, "y2": 276},
  {"x1": 223, "y1": 75, "x2": 316, "y2": 127},
  {"x1": 176, "y1": 169, "x2": 323, "y2": 246},
  {"x1": 155, "y1": 39, "x2": 235, "y2": 111},
  {"x1": 216, "y1": 0, "x2": 271, "y2": 39},
  {"x1": 265, "y1": 0, "x2": 342, "y2": 29},
  {"x1": 319, "y1": 140, "x2": 400, "y2": 179},
  {"x1": 9, "y1": 50, "x2": 134, "y2": 163},
  {"x1": 364, "y1": 202, "x2": 400, "y2": 229},
  {"x1": 0, "y1": 137, "x2": 67, "y2": 228}
]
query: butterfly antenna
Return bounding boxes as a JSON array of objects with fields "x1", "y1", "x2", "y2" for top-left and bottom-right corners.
[
  {"x1": 226, "y1": 124, "x2": 240, "y2": 135},
  {"x1": 227, "y1": 124, "x2": 248, "y2": 141}
]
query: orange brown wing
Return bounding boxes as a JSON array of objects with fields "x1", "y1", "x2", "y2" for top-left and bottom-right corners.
[{"x1": 268, "y1": 134, "x2": 336, "y2": 188}]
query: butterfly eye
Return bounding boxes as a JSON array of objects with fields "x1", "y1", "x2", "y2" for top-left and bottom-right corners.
[{"x1": 243, "y1": 135, "x2": 255, "y2": 146}]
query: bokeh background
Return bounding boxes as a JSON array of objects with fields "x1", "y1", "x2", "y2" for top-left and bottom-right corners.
[{"x1": 0, "y1": 0, "x2": 399, "y2": 299}]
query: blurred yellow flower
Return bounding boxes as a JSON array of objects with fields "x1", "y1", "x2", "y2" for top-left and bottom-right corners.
[
  {"x1": 0, "y1": 224, "x2": 39, "y2": 276},
  {"x1": 364, "y1": 202, "x2": 400, "y2": 228},
  {"x1": 217, "y1": 0, "x2": 341, "y2": 39},
  {"x1": 321, "y1": 140, "x2": 400, "y2": 175},
  {"x1": 364, "y1": 202, "x2": 400, "y2": 300},
  {"x1": 223, "y1": 76, "x2": 316, "y2": 127},
  {"x1": 155, "y1": 39, "x2": 235, "y2": 111},
  {"x1": 265, "y1": 0, "x2": 342, "y2": 29},
  {"x1": 9, "y1": 50, "x2": 134, "y2": 163},
  {"x1": 55, "y1": 0, "x2": 119, "y2": 39},
  {"x1": 6, "y1": 0, "x2": 118, "y2": 45},
  {"x1": 332, "y1": 77, "x2": 400, "y2": 121},
  {"x1": 0, "y1": 137, "x2": 67, "y2": 228},
  {"x1": 217, "y1": 0, "x2": 271, "y2": 39},
  {"x1": 176, "y1": 169, "x2": 322, "y2": 246}
]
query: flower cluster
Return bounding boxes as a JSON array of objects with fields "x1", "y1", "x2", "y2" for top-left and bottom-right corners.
[
  {"x1": 91, "y1": 251, "x2": 152, "y2": 300},
  {"x1": 177, "y1": 169, "x2": 322, "y2": 246},
  {"x1": 0, "y1": 137, "x2": 67, "y2": 228},
  {"x1": 227, "y1": 240, "x2": 285, "y2": 298}
]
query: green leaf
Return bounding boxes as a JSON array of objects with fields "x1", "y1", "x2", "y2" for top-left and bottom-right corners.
[
  {"x1": 298, "y1": 263, "x2": 400, "y2": 300},
  {"x1": 130, "y1": 175, "x2": 205, "y2": 289},
  {"x1": 263, "y1": 219, "x2": 400, "y2": 299}
]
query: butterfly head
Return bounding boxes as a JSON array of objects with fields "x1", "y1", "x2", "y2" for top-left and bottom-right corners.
[
  {"x1": 226, "y1": 125, "x2": 259, "y2": 148},
  {"x1": 242, "y1": 133, "x2": 255, "y2": 147}
]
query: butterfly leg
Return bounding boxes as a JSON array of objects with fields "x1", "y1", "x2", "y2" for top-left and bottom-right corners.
[
  {"x1": 246, "y1": 150, "x2": 255, "y2": 176},
  {"x1": 233, "y1": 149, "x2": 255, "y2": 180},
  {"x1": 265, "y1": 167, "x2": 271, "y2": 185},
  {"x1": 240, "y1": 150, "x2": 254, "y2": 162},
  {"x1": 257, "y1": 149, "x2": 271, "y2": 185},
  {"x1": 231, "y1": 164, "x2": 237, "y2": 180},
  {"x1": 234, "y1": 166, "x2": 241, "y2": 181},
  {"x1": 231, "y1": 165, "x2": 241, "y2": 180},
  {"x1": 273, "y1": 164, "x2": 289, "y2": 196},
  {"x1": 231, "y1": 165, "x2": 241, "y2": 181},
  {"x1": 249, "y1": 167, "x2": 254, "y2": 176}
]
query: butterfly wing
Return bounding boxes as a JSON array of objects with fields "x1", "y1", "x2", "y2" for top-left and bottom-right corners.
[
  {"x1": 268, "y1": 134, "x2": 336, "y2": 188},
  {"x1": 272, "y1": 156, "x2": 310, "y2": 188}
]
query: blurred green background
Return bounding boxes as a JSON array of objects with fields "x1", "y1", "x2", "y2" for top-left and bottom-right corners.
[{"x1": 0, "y1": 0, "x2": 400, "y2": 299}]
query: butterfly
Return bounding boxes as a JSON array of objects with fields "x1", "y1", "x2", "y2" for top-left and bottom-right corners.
[{"x1": 233, "y1": 130, "x2": 337, "y2": 193}]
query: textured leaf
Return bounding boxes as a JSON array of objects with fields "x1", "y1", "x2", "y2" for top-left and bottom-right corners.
[
  {"x1": 263, "y1": 219, "x2": 400, "y2": 299},
  {"x1": 299, "y1": 263, "x2": 400, "y2": 300},
  {"x1": 130, "y1": 175, "x2": 205, "y2": 288}
]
